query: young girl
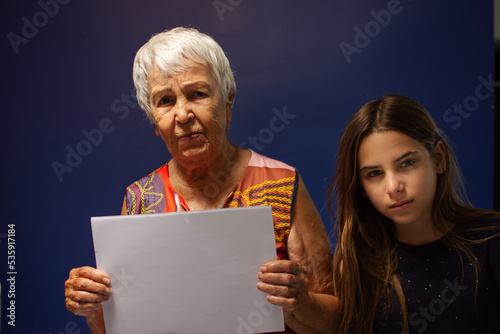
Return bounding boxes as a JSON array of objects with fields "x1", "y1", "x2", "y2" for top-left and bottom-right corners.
[{"x1": 328, "y1": 95, "x2": 500, "y2": 333}]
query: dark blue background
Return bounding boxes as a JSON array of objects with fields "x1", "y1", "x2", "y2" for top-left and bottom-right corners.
[{"x1": 0, "y1": 0, "x2": 494, "y2": 332}]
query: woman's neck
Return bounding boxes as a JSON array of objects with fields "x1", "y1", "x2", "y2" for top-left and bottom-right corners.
[
  {"x1": 171, "y1": 141, "x2": 239, "y2": 186},
  {"x1": 168, "y1": 143, "x2": 251, "y2": 210}
]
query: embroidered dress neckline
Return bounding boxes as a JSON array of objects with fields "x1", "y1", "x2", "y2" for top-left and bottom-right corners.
[{"x1": 161, "y1": 150, "x2": 257, "y2": 211}]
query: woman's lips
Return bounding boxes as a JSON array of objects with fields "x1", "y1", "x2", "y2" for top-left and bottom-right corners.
[
  {"x1": 179, "y1": 132, "x2": 202, "y2": 140},
  {"x1": 389, "y1": 200, "x2": 413, "y2": 210}
]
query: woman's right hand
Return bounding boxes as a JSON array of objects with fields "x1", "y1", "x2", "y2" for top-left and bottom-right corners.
[{"x1": 65, "y1": 266, "x2": 112, "y2": 317}]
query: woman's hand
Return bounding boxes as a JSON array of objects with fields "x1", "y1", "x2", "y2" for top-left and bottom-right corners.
[
  {"x1": 256, "y1": 260, "x2": 311, "y2": 321},
  {"x1": 257, "y1": 174, "x2": 337, "y2": 333},
  {"x1": 65, "y1": 266, "x2": 112, "y2": 318}
]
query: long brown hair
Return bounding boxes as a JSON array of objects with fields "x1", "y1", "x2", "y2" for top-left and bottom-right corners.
[{"x1": 327, "y1": 95, "x2": 499, "y2": 334}]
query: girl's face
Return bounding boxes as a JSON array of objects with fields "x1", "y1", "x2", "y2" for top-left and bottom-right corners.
[{"x1": 358, "y1": 130, "x2": 445, "y2": 239}]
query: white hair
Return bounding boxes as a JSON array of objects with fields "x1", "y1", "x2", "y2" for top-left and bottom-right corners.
[{"x1": 133, "y1": 27, "x2": 236, "y2": 123}]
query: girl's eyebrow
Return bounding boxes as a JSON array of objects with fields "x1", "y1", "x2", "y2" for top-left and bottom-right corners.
[
  {"x1": 395, "y1": 151, "x2": 418, "y2": 163},
  {"x1": 359, "y1": 164, "x2": 379, "y2": 172},
  {"x1": 359, "y1": 151, "x2": 419, "y2": 172}
]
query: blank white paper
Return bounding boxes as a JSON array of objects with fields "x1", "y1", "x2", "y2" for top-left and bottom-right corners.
[{"x1": 91, "y1": 206, "x2": 285, "y2": 334}]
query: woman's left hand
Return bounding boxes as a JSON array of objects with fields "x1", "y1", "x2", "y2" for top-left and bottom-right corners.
[{"x1": 256, "y1": 260, "x2": 311, "y2": 320}]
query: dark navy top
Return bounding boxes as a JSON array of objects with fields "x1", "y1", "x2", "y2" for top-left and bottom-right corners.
[{"x1": 374, "y1": 220, "x2": 500, "y2": 333}]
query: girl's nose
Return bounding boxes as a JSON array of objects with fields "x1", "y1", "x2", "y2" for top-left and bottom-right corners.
[{"x1": 386, "y1": 174, "x2": 404, "y2": 196}]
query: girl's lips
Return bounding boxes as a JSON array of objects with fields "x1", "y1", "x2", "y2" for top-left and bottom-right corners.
[{"x1": 389, "y1": 200, "x2": 413, "y2": 210}]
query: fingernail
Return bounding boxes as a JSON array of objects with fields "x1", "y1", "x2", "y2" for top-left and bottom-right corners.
[
  {"x1": 103, "y1": 277, "x2": 110, "y2": 285},
  {"x1": 257, "y1": 272, "x2": 263, "y2": 279},
  {"x1": 105, "y1": 287, "x2": 112, "y2": 294},
  {"x1": 257, "y1": 282, "x2": 262, "y2": 289},
  {"x1": 260, "y1": 266, "x2": 266, "y2": 272}
]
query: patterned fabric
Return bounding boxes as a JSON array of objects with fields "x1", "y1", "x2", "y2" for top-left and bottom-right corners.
[
  {"x1": 125, "y1": 150, "x2": 298, "y2": 333},
  {"x1": 125, "y1": 151, "x2": 297, "y2": 259},
  {"x1": 125, "y1": 169, "x2": 166, "y2": 214}
]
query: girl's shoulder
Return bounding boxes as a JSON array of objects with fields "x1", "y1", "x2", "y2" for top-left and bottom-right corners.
[{"x1": 454, "y1": 216, "x2": 500, "y2": 240}]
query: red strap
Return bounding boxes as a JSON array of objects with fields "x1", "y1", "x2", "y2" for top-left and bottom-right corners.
[
  {"x1": 157, "y1": 165, "x2": 176, "y2": 212},
  {"x1": 157, "y1": 164, "x2": 190, "y2": 212}
]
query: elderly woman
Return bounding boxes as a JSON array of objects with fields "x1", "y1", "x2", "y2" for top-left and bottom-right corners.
[{"x1": 65, "y1": 27, "x2": 337, "y2": 334}]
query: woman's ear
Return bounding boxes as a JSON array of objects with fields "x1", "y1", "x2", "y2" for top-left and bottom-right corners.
[
  {"x1": 154, "y1": 125, "x2": 160, "y2": 137},
  {"x1": 433, "y1": 141, "x2": 447, "y2": 174},
  {"x1": 225, "y1": 92, "x2": 235, "y2": 124}
]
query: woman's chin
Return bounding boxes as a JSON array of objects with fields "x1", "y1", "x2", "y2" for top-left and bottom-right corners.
[{"x1": 176, "y1": 146, "x2": 213, "y2": 161}]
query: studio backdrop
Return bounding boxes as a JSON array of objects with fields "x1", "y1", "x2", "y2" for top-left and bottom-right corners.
[{"x1": 0, "y1": 0, "x2": 494, "y2": 332}]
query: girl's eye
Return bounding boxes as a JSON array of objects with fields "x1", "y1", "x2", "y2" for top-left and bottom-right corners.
[
  {"x1": 367, "y1": 170, "x2": 382, "y2": 178},
  {"x1": 400, "y1": 159, "x2": 415, "y2": 168}
]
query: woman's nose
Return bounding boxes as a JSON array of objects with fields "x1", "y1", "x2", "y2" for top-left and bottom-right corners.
[{"x1": 174, "y1": 99, "x2": 193, "y2": 124}]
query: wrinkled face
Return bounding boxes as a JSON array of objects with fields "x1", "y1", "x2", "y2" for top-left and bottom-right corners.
[
  {"x1": 358, "y1": 130, "x2": 445, "y2": 230},
  {"x1": 148, "y1": 60, "x2": 232, "y2": 163}
]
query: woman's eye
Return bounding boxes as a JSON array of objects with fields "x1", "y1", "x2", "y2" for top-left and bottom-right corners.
[
  {"x1": 159, "y1": 96, "x2": 172, "y2": 105},
  {"x1": 193, "y1": 91, "x2": 206, "y2": 98}
]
